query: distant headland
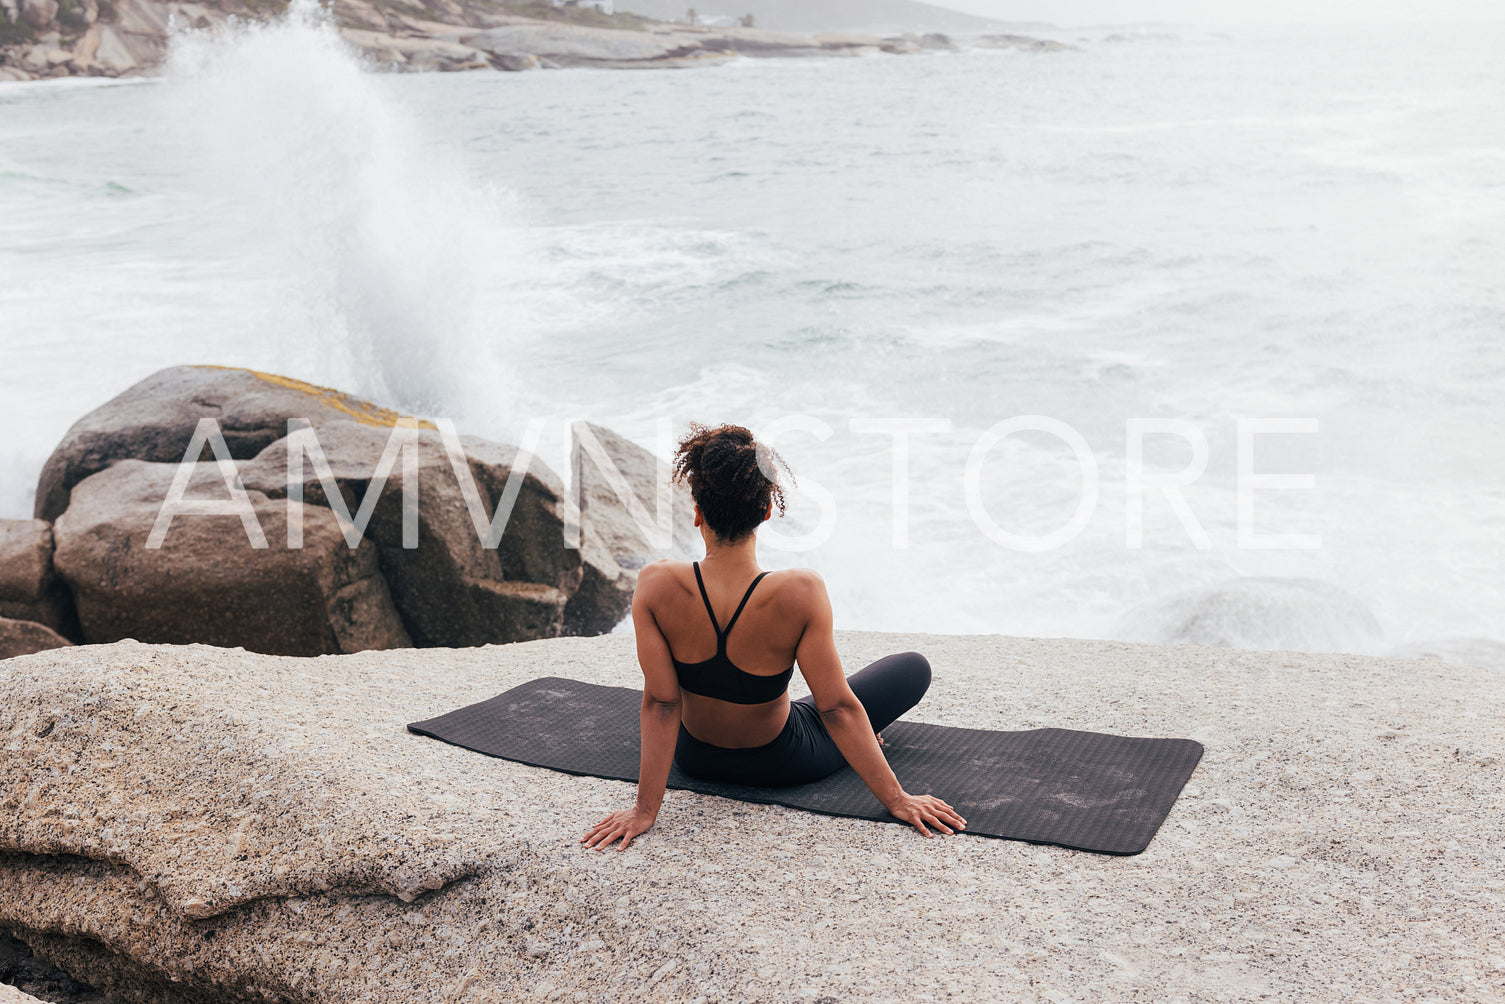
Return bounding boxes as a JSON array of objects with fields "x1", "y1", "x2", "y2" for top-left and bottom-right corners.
[{"x1": 0, "y1": 0, "x2": 1076, "y2": 83}]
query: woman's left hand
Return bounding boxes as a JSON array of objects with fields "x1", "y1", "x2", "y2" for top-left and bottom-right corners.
[{"x1": 581, "y1": 805, "x2": 658, "y2": 851}]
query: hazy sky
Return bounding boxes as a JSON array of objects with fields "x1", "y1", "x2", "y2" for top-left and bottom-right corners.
[{"x1": 942, "y1": 0, "x2": 1505, "y2": 24}]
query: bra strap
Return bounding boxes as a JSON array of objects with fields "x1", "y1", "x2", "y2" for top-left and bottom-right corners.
[
  {"x1": 721, "y1": 571, "x2": 771, "y2": 642},
  {"x1": 691, "y1": 562, "x2": 722, "y2": 635}
]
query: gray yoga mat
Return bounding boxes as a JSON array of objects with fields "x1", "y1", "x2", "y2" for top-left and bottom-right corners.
[{"x1": 408, "y1": 676, "x2": 1203, "y2": 855}]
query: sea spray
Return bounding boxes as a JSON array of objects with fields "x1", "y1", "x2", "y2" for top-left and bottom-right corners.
[{"x1": 163, "y1": 0, "x2": 520, "y2": 432}]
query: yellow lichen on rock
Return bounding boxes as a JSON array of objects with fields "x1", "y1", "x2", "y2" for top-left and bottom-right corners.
[{"x1": 192, "y1": 365, "x2": 437, "y2": 431}]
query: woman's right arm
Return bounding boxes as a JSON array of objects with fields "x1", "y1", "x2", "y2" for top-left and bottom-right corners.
[{"x1": 789, "y1": 570, "x2": 966, "y2": 839}]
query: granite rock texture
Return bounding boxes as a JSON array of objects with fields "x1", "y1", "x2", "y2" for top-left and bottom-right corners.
[{"x1": 1, "y1": 633, "x2": 1501, "y2": 1002}]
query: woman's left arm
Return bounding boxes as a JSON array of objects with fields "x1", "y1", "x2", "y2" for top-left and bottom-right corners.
[{"x1": 581, "y1": 562, "x2": 682, "y2": 851}]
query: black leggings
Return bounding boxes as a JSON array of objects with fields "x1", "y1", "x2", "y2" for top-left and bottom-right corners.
[{"x1": 673, "y1": 651, "x2": 931, "y2": 787}]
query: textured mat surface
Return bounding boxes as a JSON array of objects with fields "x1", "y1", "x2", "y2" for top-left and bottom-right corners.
[{"x1": 408, "y1": 676, "x2": 1203, "y2": 855}]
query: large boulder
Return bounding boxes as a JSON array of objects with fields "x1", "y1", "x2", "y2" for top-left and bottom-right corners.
[
  {"x1": 32, "y1": 364, "x2": 684, "y2": 648},
  {"x1": 33, "y1": 364, "x2": 434, "y2": 523},
  {"x1": 0, "y1": 618, "x2": 72, "y2": 661},
  {"x1": 52, "y1": 459, "x2": 411, "y2": 656},
  {"x1": 1, "y1": 636, "x2": 1501, "y2": 1003},
  {"x1": 563, "y1": 422, "x2": 698, "y2": 635},
  {"x1": 239, "y1": 421, "x2": 573, "y2": 647}
]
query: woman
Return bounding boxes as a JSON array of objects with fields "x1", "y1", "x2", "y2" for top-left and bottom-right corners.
[{"x1": 581, "y1": 422, "x2": 966, "y2": 851}]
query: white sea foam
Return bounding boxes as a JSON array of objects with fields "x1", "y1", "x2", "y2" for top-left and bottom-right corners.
[{"x1": 163, "y1": 0, "x2": 519, "y2": 429}]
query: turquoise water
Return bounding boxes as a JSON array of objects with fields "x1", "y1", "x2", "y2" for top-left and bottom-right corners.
[{"x1": 1, "y1": 14, "x2": 1501, "y2": 650}]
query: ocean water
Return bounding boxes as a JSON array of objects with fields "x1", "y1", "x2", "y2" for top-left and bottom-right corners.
[{"x1": 1, "y1": 9, "x2": 1502, "y2": 655}]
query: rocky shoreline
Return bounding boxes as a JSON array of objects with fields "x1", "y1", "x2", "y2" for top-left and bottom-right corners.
[
  {"x1": 0, "y1": 0, "x2": 1077, "y2": 83},
  {"x1": 1, "y1": 632, "x2": 1501, "y2": 1001}
]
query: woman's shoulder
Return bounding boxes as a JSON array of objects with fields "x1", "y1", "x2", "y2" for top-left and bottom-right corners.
[
  {"x1": 765, "y1": 566, "x2": 824, "y2": 590},
  {"x1": 759, "y1": 567, "x2": 827, "y2": 616},
  {"x1": 634, "y1": 559, "x2": 689, "y2": 591}
]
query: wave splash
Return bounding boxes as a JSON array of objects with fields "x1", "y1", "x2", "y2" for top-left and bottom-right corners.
[{"x1": 164, "y1": 0, "x2": 517, "y2": 430}]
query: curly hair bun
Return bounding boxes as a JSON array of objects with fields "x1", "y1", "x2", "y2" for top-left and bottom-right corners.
[{"x1": 672, "y1": 422, "x2": 794, "y2": 542}]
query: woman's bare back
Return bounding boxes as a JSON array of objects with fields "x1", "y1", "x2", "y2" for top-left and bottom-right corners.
[{"x1": 649, "y1": 559, "x2": 810, "y2": 748}]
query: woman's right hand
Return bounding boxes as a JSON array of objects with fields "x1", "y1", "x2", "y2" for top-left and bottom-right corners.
[{"x1": 885, "y1": 792, "x2": 967, "y2": 838}]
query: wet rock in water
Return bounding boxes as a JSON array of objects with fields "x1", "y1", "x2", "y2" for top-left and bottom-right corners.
[
  {"x1": 811, "y1": 30, "x2": 883, "y2": 54},
  {"x1": 463, "y1": 22, "x2": 691, "y2": 66},
  {"x1": 487, "y1": 50, "x2": 540, "y2": 71},
  {"x1": 51, "y1": 458, "x2": 410, "y2": 656},
  {"x1": 1110, "y1": 576, "x2": 1384, "y2": 653},
  {"x1": 973, "y1": 33, "x2": 1080, "y2": 52},
  {"x1": 878, "y1": 34, "x2": 923, "y2": 54},
  {"x1": 33, "y1": 364, "x2": 435, "y2": 523},
  {"x1": 337, "y1": 30, "x2": 488, "y2": 72},
  {"x1": 695, "y1": 26, "x2": 824, "y2": 57}
]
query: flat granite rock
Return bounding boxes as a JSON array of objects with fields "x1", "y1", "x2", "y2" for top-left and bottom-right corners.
[{"x1": 0, "y1": 633, "x2": 1501, "y2": 1002}]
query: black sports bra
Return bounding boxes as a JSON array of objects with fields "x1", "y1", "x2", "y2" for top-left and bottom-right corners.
[{"x1": 671, "y1": 562, "x2": 794, "y2": 704}]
